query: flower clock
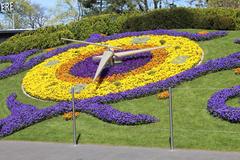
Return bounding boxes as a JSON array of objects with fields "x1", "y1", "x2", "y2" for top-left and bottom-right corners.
[
  {"x1": 0, "y1": 29, "x2": 239, "y2": 137},
  {"x1": 22, "y1": 35, "x2": 203, "y2": 101}
]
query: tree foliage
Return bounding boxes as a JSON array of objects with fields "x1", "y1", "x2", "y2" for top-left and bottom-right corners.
[
  {"x1": 24, "y1": 3, "x2": 49, "y2": 28},
  {"x1": 188, "y1": 0, "x2": 207, "y2": 7},
  {"x1": 1, "y1": 0, "x2": 49, "y2": 29},
  {"x1": 78, "y1": 0, "x2": 166, "y2": 15},
  {"x1": 208, "y1": 0, "x2": 240, "y2": 8},
  {"x1": 105, "y1": 0, "x2": 136, "y2": 13},
  {"x1": 49, "y1": 0, "x2": 80, "y2": 24}
]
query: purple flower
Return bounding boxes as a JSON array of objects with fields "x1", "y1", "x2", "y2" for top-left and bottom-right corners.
[
  {"x1": 0, "y1": 29, "x2": 233, "y2": 137},
  {"x1": 0, "y1": 30, "x2": 228, "y2": 80},
  {"x1": 207, "y1": 86, "x2": 240, "y2": 122},
  {"x1": 0, "y1": 51, "x2": 239, "y2": 137},
  {"x1": 0, "y1": 94, "x2": 158, "y2": 137},
  {"x1": 70, "y1": 52, "x2": 151, "y2": 78}
]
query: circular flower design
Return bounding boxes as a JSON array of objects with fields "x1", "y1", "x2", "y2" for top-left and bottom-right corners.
[
  {"x1": 22, "y1": 35, "x2": 203, "y2": 101},
  {"x1": 70, "y1": 52, "x2": 152, "y2": 78}
]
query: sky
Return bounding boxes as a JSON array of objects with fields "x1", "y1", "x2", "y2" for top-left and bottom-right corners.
[
  {"x1": 30, "y1": 0, "x2": 57, "y2": 9},
  {"x1": 30, "y1": 0, "x2": 189, "y2": 10}
]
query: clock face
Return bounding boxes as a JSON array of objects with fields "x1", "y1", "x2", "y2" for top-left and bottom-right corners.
[{"x1": 22, "y1": 35, "x2": 203, "y2": 101}]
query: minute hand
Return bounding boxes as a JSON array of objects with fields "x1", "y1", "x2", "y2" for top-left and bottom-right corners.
[
  {"x1": 114, "y1": 46, "x2": 167, "y2": 58},
  {"x1": 61, "y1": 38, "x2": 122, "y2": 49}
]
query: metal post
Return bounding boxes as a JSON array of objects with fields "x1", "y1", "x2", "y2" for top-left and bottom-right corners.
[
  {"x1": 71, "y1": 87, "x2": 77, "y2": 146},
  {"x1": 169, "y1": 87, "x2": 174, "y2": 151}
]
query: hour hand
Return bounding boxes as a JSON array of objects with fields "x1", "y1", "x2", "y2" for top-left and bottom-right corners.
[{"x1": 93, "y1": 51, "x2": 114, "y2": 81}]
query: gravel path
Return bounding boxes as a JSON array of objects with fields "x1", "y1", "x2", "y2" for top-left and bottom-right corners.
[{"x1": 0, "y1": 140, "x2": 240, "y2": 160}]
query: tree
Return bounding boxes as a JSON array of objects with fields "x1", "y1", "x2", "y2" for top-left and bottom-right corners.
[
  {"x1": 33, "y1": 5, "x2": 49, "y2": 27},
  {"x1": 106, "y1": 0, "x2": 136, "y2": 13},
  {"x1": 80, "y1": 0, "x2": 105, "y2": 15},
  {"x1": 188, "y1": 0, "x2": 207, "y2": 7},
  {"x1": 50, "y1": 0, "x2": 84, "y2": 24},
  {"x1": 80, "y1": 0, "x2": 136, "y2": 14},
  {"x1": 24, "y1": 3, "x2": 49, "y2": 28},
  {"x1": 1, "y1": 0, "x2": 49, "y2": 29},
  {"x1": 208, "y1": 0, "x2": 240, "y2": 8},
  {"x1": 1, "y1": 0, "x2": 32, "y2": 28},
  {"x1": 132, "y1": 0, "x2": 150, "y2": 11},
  {"x1": 153, "y1": 0, "x2": 163, "y2": 9}
]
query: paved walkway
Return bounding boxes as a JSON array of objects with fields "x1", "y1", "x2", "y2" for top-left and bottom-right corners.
[{"x1": 0, "y1": 141, "x2": 240, "y2": 160}]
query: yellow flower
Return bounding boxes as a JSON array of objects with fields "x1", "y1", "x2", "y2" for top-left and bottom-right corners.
[{"x1": 22, "y1": 35, "x2": 203, "y2": 101}]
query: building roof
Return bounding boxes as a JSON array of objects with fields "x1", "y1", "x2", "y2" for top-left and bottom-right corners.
[{"x1": 0, "y1": 29, "x2": 35, "y2": 34}]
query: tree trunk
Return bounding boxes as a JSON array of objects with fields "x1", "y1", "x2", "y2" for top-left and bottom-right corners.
[
  {"x1": 137, "y1": 2, "x2": 145, "y2": 11},
  {"x1": 153, "y1": 0, "x2": 159, "y2": 9},
  {"x1": 100, "y1": 0, "x2": 103, "y2": 12},
  {"x1": 143, "y1": 0, "x2": 149, "y2": 11},
  {"x1": 159, "y1": 0, "x2": 162, "y2": 8}
]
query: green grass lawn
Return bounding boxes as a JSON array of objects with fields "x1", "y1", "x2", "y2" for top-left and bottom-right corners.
[{"x1": 0, "y1": 30, "x2": 240, "y2": 151}]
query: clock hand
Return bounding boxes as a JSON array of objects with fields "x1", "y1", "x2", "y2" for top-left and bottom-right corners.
[
  {"x1": 93, "y1": 50, "x2": 114, "y2": 81},
  {"x1": 61, "y1": 38, "x2": 122, "y2": 49},
  {"x1": 92, "y1": 46, "x2": 168, "y2": 60},
  {"x1": 114, "y1": 46, "x2": 168, "y2": 58}
]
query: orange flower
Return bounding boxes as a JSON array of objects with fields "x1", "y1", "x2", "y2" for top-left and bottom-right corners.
[
  {"x1": 198, "y1": 31, "x2": 209, "y2": 35},
  {"x1": 46, "y1": 48, "x2": 55, "y2": 52},
  {"x1": 156, "y1": 91, "x2": 170, "y2": 99},
  {"x1": 55, "y1": 44, "x2": 168, "y2": 84},
  {"x1": 233, "y1": 68, "x2": 240, "y2": 75},
  {"x1": 63, "y1": 112, "x2": 80, "y2": 121}
]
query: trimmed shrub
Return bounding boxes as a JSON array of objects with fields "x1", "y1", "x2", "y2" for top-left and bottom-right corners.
[
  {"x1": 123, "y1": 8, "x2": 239, "y2": 31},
  {"x1": 67, "y1": 13, "x2": 133, "y2": 38},
  {"x1": 0, "y1": 29, "x2": 74, "y2": 55}
]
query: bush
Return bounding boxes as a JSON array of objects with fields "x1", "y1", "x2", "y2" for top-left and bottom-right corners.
[
  {"x1": 68, "y1": 13, "x2": 132, "y2": 39},
  {"x1": 0, "y1": 29, "x2": 74, "y2": 55},
  {"x1": 68, "y1": 19, "x2": 93, "y2": 40},
  {"x1": 123, "y1": 8, "x2": 239, "y2": 31}
]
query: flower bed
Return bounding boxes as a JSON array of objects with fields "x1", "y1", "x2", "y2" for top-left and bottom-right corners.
[
  {"x1": 0, "y1": 49, "x2": 38, "y2": 79},
  {"x1": 207, "y1": 86, "x2": 240, "y2": 122},
  {"x1": 22, "y1": 35, "x2": 203, "y2": 101},
  {"x1": 0, "y1": 29, "x2": 234, "y2": 137},
  {"x1": 0, "y1": 50, "x2": 239, "y2": 137}
]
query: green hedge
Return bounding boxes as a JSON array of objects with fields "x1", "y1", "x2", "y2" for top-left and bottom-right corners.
[
  {"x1": 1, "y1": 8, "x2": 240, "y2": 55},
  {"x1": 68, "y1": 14, "x2": 130, "y2": 40},
  {"x1": 123, "y1": 8, "x2": 239, "y2": 31},
  {"x1": 0, "y1": 29, "x2": 74, "y2": 54}
]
